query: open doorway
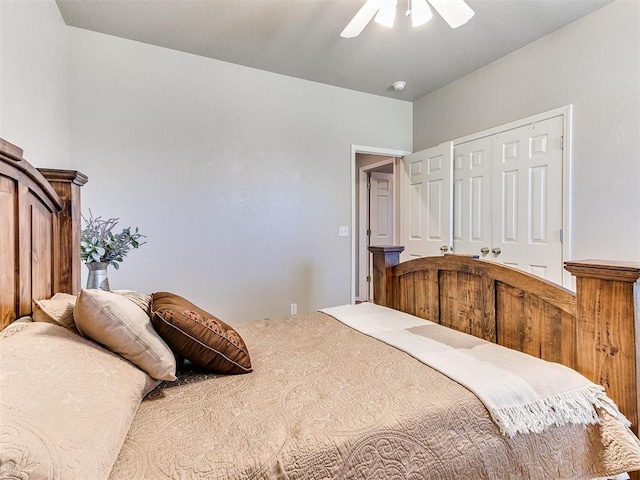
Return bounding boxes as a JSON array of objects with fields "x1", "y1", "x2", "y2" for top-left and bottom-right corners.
[
  {"x1": 357, "y1": 157, "x2": 395, "y2": 301},
  {"x1": 351, "y1": 145, "x2": 410, "y2": 303}
]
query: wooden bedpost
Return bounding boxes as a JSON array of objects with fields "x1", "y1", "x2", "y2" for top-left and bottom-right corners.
[
  {"x1": 368, "y1": 246, "x2": 404, "y2": 307},
  {"x1": 39, "y1": 169, "x2": 88, "y2": 295},
  {"x1": 565, "y1": 260, "x2": 640, "y2": 435}
]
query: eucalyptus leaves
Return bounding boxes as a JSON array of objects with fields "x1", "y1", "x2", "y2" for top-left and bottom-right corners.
[{"x1": 81, "y1": 211, "x2": 146, "y2": 270}]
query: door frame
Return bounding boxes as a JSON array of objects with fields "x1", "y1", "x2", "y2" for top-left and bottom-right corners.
[
  {"x1": 351, "y1": 145, "x2": 411, "y2": 303},
  {"x1": 453, "y1": 105, "x2": 573, "y2": 287}
]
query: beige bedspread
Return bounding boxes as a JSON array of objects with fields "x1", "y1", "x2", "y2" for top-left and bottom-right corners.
[
  {"x1": 321, "y1": 303, "x2": 630, "y2": 437},
  {"x1": 109, "y1": 312, "x2": 640, "y2": 479}
]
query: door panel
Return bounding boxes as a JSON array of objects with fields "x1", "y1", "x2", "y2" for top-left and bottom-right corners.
[
  {"x1": 502, "y1": 169, "x2": 518, "y2": 242},
  {"x1": 368, "y1": 171, "x2": 394, "y2": 300},
  {"x1": 492, "y1": 116, "x2": 564, "y2": 283},
  {"x1": 453, "y1": 136, "x2": 493, "y2": 258},
  {"x1": 401, "y1": 142, "x2": 453, "y2": 260},
  {"x1": 450, "y1": 115, "x2": 564, "y2": 285},
  {"x1": 406, "y1": 113, "x2": 565, "y2": 285},
  {"x1": 369, "y1": 172, "x2": 394, "y2": 245}
]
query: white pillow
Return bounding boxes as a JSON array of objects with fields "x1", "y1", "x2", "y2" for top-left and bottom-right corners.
[{"x1": 74, "y1": 289, "x2": 177, "y2": 381}]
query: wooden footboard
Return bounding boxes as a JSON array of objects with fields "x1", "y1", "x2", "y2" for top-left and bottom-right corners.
[{"x1": 370, "y1": 246, "x2": 640, "y2": 435}]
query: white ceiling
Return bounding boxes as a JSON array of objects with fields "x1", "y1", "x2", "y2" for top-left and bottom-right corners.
[{"x1": 55, "y1": 0, "x2": 613, "y2": 101}]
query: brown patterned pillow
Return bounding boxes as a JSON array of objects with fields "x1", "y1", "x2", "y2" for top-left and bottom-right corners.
[{"x1": 151, "y1": 292, "x2": 252, "y2": 374}]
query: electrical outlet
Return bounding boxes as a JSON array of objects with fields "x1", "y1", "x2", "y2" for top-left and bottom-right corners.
[{"x1": 290, "y1": 303, "x2": 297, "y2": 315}]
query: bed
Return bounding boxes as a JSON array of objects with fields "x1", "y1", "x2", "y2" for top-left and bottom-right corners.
[{"x1": 2, "y1": 136, "x2": 640, "y2": 480}]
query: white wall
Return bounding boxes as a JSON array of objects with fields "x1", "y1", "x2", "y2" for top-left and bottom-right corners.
[
  {"x1": 67, "y1": 28, "x2": 412, "y2": 322},
  {"x1": 413, "y1": 0, "x2": 640, "y2": 262},
  {"x1": 0, "y1": 0, "x2": 70, "y2": 167}
]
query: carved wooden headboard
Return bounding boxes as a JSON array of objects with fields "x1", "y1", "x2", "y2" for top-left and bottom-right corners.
[{"x1": 0, "y1": 138, "x2": 87, "y2": 329}]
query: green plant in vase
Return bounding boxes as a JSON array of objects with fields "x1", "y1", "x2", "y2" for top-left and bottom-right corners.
[{"x1": 81, "y1": 210, "x2": 146, "y2": 290}]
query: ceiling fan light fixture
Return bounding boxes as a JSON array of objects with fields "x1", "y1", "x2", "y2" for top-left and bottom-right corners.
[
  {"x1": 374, "y1": 0, "x2": 397, "y2": 28},
  {"x1": 340, "y1": 0, "x2": 473, "y2": 38},
  {"x1": 427, "y1": 0, "x2": 474, "y2": 28},
  {"x1": 411, "y1": 0, "x2": 433, "y2": 27}
]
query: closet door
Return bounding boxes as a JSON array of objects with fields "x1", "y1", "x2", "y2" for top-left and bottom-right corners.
[
  {"x1": 400, "y1": 142, "x2": 453, "y2": 260},
  {"x1": 492, "y1": 116, "x2": 564, "y2": 282},
  {"x1": 453, "y1": 136, "x2": 493, "y2": 258}
]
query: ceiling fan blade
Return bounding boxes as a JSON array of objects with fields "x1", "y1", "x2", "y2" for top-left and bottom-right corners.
[
  {"x1": 340, "y1": 0, "x2": 380, "y2": 38},
  {"x1": 374, "y1": 0, "x2": 397, "y2": 28},
  {"x1": 427, "y1": 0, "x2": 474, "y2": 28},
  {"x1": 411, "y1": 0, "x2": 433, "y2": 27}
]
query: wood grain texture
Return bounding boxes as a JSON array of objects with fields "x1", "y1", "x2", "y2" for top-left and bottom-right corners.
[
  {"x1": 39, "y1": 169, "x2": 88, "y2": 294},
  {"x1": 0, "y1": 176, "x2": 16, "y2": 328},
  {"x1": 0, "y1": 138, "x2": 87, "y2": 329},
  {"x1": 369, "y1": 245, "x2": 404, "y2": 310},
  {"x1": 565, "y1": 261, "x2": 640, "y2": 440},
  {"x1": 370, "y1": 247, "x2": 640, "y2": 445}
]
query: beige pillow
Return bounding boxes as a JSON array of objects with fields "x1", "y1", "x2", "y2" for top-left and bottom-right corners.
[
  {"x1": 74, "y1": 289, "x2": 177, "y2": 381},
  {"x1": 114, "y1": 290, "x2": 152, "y2": 316},
  {"x1": 0, "y1": 321, "x2": 158, "y2": 480},
  {"x1": 32, "y1": 292, "x2": 78, "y2": 330}
]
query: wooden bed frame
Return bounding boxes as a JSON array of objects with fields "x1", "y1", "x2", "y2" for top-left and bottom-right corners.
[
  {"x1": 0, "y1": 137, "x2": 86, "y2": 328},
  {"x1": 370, "y1": 246, "x2": 640, "y2": 438},
  {"x1": 2, "y1": 136, "x2": 639, "y2": 469}
]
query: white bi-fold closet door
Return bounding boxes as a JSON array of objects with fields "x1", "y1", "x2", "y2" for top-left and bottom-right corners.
[
  {"x1": 401, "y1": 108, "x2": 568, "y2": 286},
  {"x1": 400, "y1": 142, "x2": 453, "y2": 261},
  {"x1": 453, "y1": 115, "x2": 564, "y2": 284}
]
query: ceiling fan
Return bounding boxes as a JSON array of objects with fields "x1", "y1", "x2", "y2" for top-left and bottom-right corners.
[{"x1": 341, "y1": 0, "x2": 474, "y2": 38}]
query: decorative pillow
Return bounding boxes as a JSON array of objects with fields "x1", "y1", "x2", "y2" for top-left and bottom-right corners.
[
  {"x1": 0, "y1": 321, "x2": 158, "y2": 480},
  {"x1": 74, "y1": 289, "x2": 177, "y2": 381},
  {"x1": 32, "y1": 292, "x2": 78, "y2": 331},
  {"x1": 114, "y1": 290, "x2": 152, "y2": 315},
  {"x1": 151, "y1": 292, "x2": 252, "y2": 374}
]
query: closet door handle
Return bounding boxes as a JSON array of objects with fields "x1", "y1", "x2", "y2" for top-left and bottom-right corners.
[
  {"x1": 480, "y1": 247, "x2": 490, "y2": 255},
  {"x1": 491, "y1": 247, "x2": 501, "y2": 255}
]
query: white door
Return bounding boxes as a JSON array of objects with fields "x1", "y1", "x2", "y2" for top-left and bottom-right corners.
[
  {"x1": 453, "y1": 136, "x2": 493, "y2": 258},
  {"x1": 400, "y1": 142, "x2": 453, "y2": 261},
  {"x1": 367, "y1": 171, "x2": 394, "y2": 299},
  {"x1": 369, "y1": 172, "x2": 394, "y2": 246},
  {"x1": 492, "y1": 116, "x2": 564, "y2": 282}
]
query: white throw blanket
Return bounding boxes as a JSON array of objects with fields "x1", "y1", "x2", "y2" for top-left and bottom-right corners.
[{"x1": 320, "y1": 302, "x2": 630, "y2": 437}]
